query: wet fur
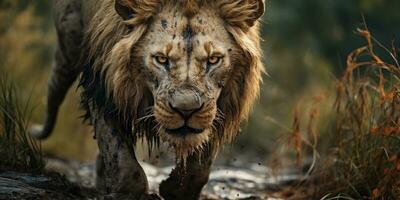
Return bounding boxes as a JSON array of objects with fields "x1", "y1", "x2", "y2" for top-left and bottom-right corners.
[
  {"x1": 80, "y1": 0, "x2": 264, "y2": 159},
  {"x1": 32, "y1": 0, "x2": 265, "y2": 199}
]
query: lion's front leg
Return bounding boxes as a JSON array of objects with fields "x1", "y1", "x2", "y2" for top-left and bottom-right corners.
[
  {"x1": 160, "y1": 144, "x2": 215, "y2": 200},
  {"x1": 94, "y1": 116, "x2": 159, "y2": 199}
]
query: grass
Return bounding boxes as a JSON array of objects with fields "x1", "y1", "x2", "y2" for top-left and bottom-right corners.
[
  {"x1": 327, "y1": 28, "x2": 400, "y2": 199},
  {"x1": 0, "y1": 72, "x2": 44, "y2": 172},
  {"x1": 282, "y1": 27, "x2": 400, "y2": 199},
  {"x1": 315, "y1": 28, "x2": 400, "y2": 199}
]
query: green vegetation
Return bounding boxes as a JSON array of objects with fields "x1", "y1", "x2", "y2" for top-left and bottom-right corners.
[{"x1": 0, "y1": 73, "x2": 44, "y2": 171}]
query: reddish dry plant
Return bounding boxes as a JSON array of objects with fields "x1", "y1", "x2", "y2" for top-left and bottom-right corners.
[
  {"x1": 290, "y1": 106, "x2": 303, "y2": 166},
  {"x1": 285, "y1": 28, "x2": 400, "y2": 199},
  {"x1": 287, "y1": 96, "x2": 322, "y2": 168},
  {"x1": 326, "y1": 28, "x2": 400, "y2": 199}
]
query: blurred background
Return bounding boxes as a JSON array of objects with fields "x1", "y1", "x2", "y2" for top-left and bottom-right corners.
[{"x1": 0, "y1": 0, "x2": 399, "y2": 163}]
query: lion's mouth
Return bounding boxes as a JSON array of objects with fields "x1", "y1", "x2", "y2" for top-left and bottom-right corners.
[{"x1": 165, "y1": 125, "x2": 205, "y2": 135}]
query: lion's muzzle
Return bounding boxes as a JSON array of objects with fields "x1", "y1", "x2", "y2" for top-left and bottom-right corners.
[
  {"x1": 166, "y1": 87, "x2": 206, "y2": 135},
  {"x1": 169, "y1": 89, "x2": 203, "y2": 119}
]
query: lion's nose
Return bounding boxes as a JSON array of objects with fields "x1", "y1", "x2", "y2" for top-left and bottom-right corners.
[{"x1": 169, "y1": 90, "x2": 203, "y2": 120}]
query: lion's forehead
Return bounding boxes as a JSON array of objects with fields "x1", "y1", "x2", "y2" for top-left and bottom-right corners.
[{"x1": 147, "y1": 6, "x2": 232, "y2": 54}]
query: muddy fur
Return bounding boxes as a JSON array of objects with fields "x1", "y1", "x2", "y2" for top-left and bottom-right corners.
[
  {"x1": 37, "y1": 0, "x2": 264, "y2": 199},
  {"x1": 82, "y1": 0, "x2": 264, "y2": 160}
]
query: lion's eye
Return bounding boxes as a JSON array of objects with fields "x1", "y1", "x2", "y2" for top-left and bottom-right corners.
[
  {"x1": 208, "y1": 56, "x2": 221, "y2": 65},
  {"x1": 155, "y1": 56, "x2": 168, "y2": 65}
]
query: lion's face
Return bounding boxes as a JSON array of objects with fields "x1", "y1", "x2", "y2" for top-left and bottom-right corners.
[
  {"x1": 93, "y1": 0, "x2": 264, "y2": 158},
  {"x1": 136, "y1": 7, "x2": 238, "y2": 152}
]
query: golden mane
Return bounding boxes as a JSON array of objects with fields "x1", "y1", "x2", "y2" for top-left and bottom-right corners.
[{"x1": 83, "y1": 0, "x2": 264, "y2": 149}]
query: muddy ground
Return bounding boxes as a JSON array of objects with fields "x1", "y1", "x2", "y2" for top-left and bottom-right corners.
[{"x1": 0, "y1": 157, "x2": 313, "y2": 200}]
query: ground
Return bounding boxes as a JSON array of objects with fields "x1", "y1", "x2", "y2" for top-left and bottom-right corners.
[{"x1": 0, "y1": 157, "x2": 310, "y2": 200}]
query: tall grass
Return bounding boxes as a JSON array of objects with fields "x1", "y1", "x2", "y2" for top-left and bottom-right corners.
[
  {"x1": 317, "y1": 28, "x2": 400, "y2": 199},
  {"x1": 283, "y1": 27, "x2": 400, "y2": 199},
  {"x1": 0, "y1": 72, "x2": 44, "y2": 172}
]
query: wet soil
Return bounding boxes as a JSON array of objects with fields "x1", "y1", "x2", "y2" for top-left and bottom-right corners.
[{"x1": 0, "y1": 158, "x2": 311, "y2": 200}]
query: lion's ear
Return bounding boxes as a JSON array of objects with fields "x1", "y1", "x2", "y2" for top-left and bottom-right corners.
[
  {"x1": 219, "y1": 0, "x2": 265, "y2": 29},
  {"x1": 115, "y1": 0, "x2": 160, "y2": 24},
  {"x1": 115, "y1": 0, "x2": 135, "y2": 20}
]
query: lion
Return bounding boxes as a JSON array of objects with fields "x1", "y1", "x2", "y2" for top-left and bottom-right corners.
[{"x1": 32, "y1": 0, "x2": 264, "y2": 199}]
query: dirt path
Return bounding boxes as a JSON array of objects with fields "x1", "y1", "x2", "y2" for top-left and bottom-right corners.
[
  {"x1": 0, "y1": 157, "x2": 311, "y2": 199},
  {"x1": 44, "y1": 158, "x2": 307, "y2": 200}
]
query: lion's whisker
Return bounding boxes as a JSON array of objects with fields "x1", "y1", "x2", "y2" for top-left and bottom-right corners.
[
  {"x1": 216, "y1": 108, "x2": 225, "y2": 119},
  {"x1": 137, "y1": 113, "x2": 155, "y2": 122}
]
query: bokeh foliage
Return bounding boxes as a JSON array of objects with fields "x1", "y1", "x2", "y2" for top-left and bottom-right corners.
[
  {"x1": 241, "y1": 0, "x2": 400, "y2": 156},
  {"x1": 0, "y1": 0, "x2": 97, "y2": 161}
]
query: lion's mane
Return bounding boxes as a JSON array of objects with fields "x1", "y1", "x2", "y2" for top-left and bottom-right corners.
[{"x1": 79, "y1": 0, "x2": 264, "y2": 151}]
